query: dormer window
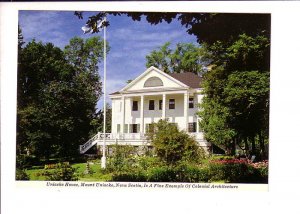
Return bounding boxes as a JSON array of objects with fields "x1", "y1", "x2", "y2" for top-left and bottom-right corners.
[{"x1": 144, "y1": 77, "x2": 163, "y2": 87}]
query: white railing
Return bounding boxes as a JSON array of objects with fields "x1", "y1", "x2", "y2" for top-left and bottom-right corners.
[
  {"x1": 79, "y1": 132, "x2": 147, "y2": 154},
  {"x1": 80, "y1": 132, "x2": 204, "y2": 154}
]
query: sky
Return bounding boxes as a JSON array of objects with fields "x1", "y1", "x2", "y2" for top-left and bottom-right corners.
[{"x1": 19, "y1": 11, "x2": 198, "y2": 110}]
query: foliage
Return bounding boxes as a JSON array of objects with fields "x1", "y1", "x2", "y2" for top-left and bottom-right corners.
[
  {"x1": 44, "y1": 163, "x2": 78, "y2": 181},
  {"x1": 17, "y1": 35, "x2": 107, "y2": 162},
  {"x1": 111, "y1": 170, "x2": 147, "y2": 182},
  {"x1": 146, "y1": 120, "x2": 206, "y2": 165},
  {"x1": 75, "y1": 12, "x2": 270, "y2": 45},
  {"x1": 106, "y1": 145, "x2": 137, "y2": 173},
  {"x1": 198, "y1": 34, "x2": 270, "y2": 157},
  {"x1": 146, "y1": 42, "x2": 206, "y2": 74},
  {"x1": 206, "y1": 162, "x2": 264, "y2": 183},
  {"x1": 16, "y1": 169, "x2": 30, "y2": 180},
  {"x1": 90, "y1": 103, "x2": 112, "y2": 135}
]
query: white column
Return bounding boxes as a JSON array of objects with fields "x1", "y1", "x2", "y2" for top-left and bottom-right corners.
[
  {"x1": 140, "y1": 95, "x2": 144, "y2": 134},
  {"x1": 121, "y1": 95, "x2": 125, "y2": 133},
  {"x1": 184, "y1": 91, "x2": 189, "y2": 131},
  {"x1": 196, "y1": 117, "x2": 200, "y2": 133},
  {"x1": 162, "y1": 93, "x2": 166, "y2": 119}
]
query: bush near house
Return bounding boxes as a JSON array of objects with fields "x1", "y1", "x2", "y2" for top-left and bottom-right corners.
[
  {"x1": 16, "y1": 169, "x2": 30, "y2": 180},
  {"x1": 43, "y1": 162, "x2": 78, "y2": 181}
]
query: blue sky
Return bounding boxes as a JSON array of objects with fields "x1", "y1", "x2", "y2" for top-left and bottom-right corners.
[{"x1": 19, "y1": 11, "x2": 198, "y2": 110}]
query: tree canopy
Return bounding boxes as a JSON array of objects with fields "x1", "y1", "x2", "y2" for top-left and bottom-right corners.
[
  {"x1": 75, "y1": 12, "x2": 270, "y2": 45},
  {"x1": 17, "y1": 34, "x2": 108, "y2": 161},
  {"x1": 198, "y1": 34, "x2": 270, "y2": 158},
  {"x1": 145, "y1": 42, "x2": 206, "y2": 75}
]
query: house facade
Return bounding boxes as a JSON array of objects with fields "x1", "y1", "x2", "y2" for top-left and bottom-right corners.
[{"x1": 79, "y1": 66, "x2": 211, "y2": 154}]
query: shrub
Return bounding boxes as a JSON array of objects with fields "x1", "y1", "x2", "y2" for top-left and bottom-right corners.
[
  {"x1": 44, "y1": 163, "x2": 78, "y2": 181},
  {"x1": 106, "y1": 145, "x2": 136, "y2": 173},
  {"x1": 147, "y1": 166, "x2": 178, "y2": 182},
  {"x1": 207, "y1": 161, "x2": 264, "y2": 183},
  {"x1": 176, "y1": 163, "x2": 209, "y2": 183},
  {"x1": 16, "y1": 154, "x2": 39, "y2": 168},
  {"x1": 16, "y1": 169, "x2": 30, "y2": 180},
  {"x1": 111, "y1": 170, "x2": 147, "y2": 182},
  {"x1": 146, "y1": 119, "x2": 206, "y2": 165}
]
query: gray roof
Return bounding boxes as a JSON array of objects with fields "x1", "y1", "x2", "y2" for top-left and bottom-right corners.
[{"x1": 169, "y1": 72, "x2": 202, "y2": 88}]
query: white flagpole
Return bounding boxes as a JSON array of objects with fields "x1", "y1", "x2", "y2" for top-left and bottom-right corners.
[{"x1": 101, "y1": 16, "x2": 107, "y2": 169}]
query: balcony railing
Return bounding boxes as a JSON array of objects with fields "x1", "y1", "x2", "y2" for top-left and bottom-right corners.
[{"x1": 80, "y1": 131, "x2": 204, "y2": 154}]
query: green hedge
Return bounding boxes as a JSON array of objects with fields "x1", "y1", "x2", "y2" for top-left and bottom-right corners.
[{"x1": 110, "y1": 162, "x2": 267, "y2": 183}]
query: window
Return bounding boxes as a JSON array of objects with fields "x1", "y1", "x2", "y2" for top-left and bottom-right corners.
[
  {"x1": 130, "y1": 124, "x2": 140, "y2": 133},
  {"x1": 189, "y1": 97, "x2": 194, "y2": 108},
  {"x1": 188, "y1": 122, "x2": 197, "y2": 133},
  {"x1": 159, "y1": 100, "x2": 162, "y2": 110},
  {"x1": 132, "y1": 100, "x2": 138, "y2": 111},
  {"x1": 169, "y1": 99, "x2": 175, "y2": 109},
  {"x1": 144, "y1": 77, "x2": 163, "y2": 87},
  {"x1": 149, "y1": 100, "x2": 155, "y2": 110},
  {"x1": 146, "y1": 123, "x2": 155, "y2": 133}
]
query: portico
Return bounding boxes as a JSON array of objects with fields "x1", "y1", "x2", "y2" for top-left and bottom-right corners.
[{"x1": 115, "y1": 90, "x2": 196, "y2": 135}]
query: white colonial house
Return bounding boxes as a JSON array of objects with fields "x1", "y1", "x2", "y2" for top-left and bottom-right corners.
[{"x1": 79, "y1": 66, "x2": 211, "y2": 154}]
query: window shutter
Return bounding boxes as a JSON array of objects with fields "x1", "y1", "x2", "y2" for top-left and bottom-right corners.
[{"x1": 124, "y1": 124, "x2": 128, "y2": 133}]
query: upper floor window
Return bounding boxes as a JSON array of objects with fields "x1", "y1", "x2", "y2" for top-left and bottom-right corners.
[
  {"x1": 132, "y1": 101, "x2": 138, "y2": 111},
  {"x1": 169, "y1": 99, "x2": 175, "y2": 109},
  {"x1": 149, "y1": 100, "x2": 155, "y2": 110},
  {"x1": 144, "y1": 77, "x2": 163, "y2": 87},
  {"x1": 189, "y1": 97, "x2": 194, "y2": 108}
]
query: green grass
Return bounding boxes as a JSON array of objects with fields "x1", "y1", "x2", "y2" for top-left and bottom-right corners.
[{"x1": 26, "y1": 161, "x2": 112, "y2": 181}]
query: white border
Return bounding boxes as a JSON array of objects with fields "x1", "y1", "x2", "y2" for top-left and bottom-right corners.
[{"x1": 2, "y1": 2, "x2": 300, "y2": 214}]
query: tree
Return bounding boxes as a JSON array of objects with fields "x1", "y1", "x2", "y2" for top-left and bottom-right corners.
[
  {"x1": 17, "y1": 40, "x2": 75, "y2": 158},
  {"x1": 90, "y1": 103, "x2": 112, "y2": 135},
  {"x1": 17, "y1": 36, "x2": 108, "y2": 161},
  {"x1": 146, "y1": 42, "x2": 206, "y2": 74},
  {"x1": 146, "y1": 120, "x2": 205, "y2": 165},
  {"x1": 198, "y1": 34, "x2": 270, "y2": 158},
  {"x1": 75, "y1": 12, "x2": 270, "y2": 45}
]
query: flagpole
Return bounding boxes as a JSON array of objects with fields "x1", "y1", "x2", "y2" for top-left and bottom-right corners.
[{"x1": 101, "y1": 16, "x2": 107, "y2": 169}]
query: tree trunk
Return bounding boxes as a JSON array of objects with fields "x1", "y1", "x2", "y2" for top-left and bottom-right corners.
[
  {"x1": 231, "y1": 138, "x2": 236, "y2": 156},
  {"x1": 251, "y1": 135, "x2": 256, "y2": 156},
  {"x1": 245, "y1": 138, "x2": 249, "y2": 157},
  {"x1": 259, "y1": 131, "x2": 265, "y2": 160}
]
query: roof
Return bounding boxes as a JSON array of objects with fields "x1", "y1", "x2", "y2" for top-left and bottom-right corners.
[
  {"x1": 169, "y1": 72, "x2": 202, "y2": 88},
  {"x1": 110, "y1": 91, "x2": 121, "y2": 95},
  {"x1": 109, "y1": 71, "x2": 202, "y2": 96}
]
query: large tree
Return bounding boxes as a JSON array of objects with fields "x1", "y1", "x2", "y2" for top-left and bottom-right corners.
[
  {"x1": 146, "y1": 42, "x2": 206, "y2": 75},
  {"x1": 198, "y1": 34, "x2": 270, "y2": 158},
  {"x1": 17, "y1": 36, "x2": 108, "y2": 160}
]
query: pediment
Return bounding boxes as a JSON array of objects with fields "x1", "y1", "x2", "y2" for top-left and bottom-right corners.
[{"x1": 121, "y1": 66, "x2": 188, "y2": 92}]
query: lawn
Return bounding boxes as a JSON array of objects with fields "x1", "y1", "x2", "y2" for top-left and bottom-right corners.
[{"x1": 26, "y1": 160, "x2": 113, "y2": 181}]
